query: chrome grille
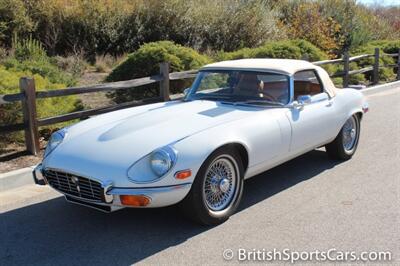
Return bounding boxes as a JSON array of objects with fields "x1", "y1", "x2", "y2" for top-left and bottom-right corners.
[{"x1": 44, "y1": 169, "x2": 103, "y2": 202}]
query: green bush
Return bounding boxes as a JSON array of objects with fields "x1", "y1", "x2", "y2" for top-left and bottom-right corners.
[
  {"x1": 0, "y1": 0, "x2": 35, "y2": 47},
  {"x1": 0, "y1": 0, "x2": 284, "y2": 59},
  {"x1": 3, "y1": 58, "x2": 76, "y2": 86},
  {"x1": 12, "y1": 36, "x2": 47, "y2": 61},
  {"x1": 352, "y1": 40, "x2": 400, "y2": 57},
  {"x1": 218, "y1": 40, "x2": 328, "y2": 62},
  {"x1": 351, "y1": 40, "x2": 399, "y2": 83},
  {"x1": 3, "y1": 37, "x2": 77, "y2": 86},
  {"x1": 1, "y1": 0, "x2": 398, "y2": 59},
  {"x1": 0, "y1": 66, "x2": 82, "y2": 144},
  {"x1": 107, "y1": 41, "x2": 211, "y2": 103}
]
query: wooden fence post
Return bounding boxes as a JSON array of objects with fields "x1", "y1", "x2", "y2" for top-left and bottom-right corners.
[
  {"x1": 20, "y1": 77, "x2": 40, "y2": 155},
  {"x1": 342, "y1": 51, "x2": 350, "y2": 88},
  {"x1": 373, "y1": 47, "x2": 380, "y2": 85},
  {"x1": 159, "y1": 62, "x2": 170, "y2": 101},
  {"x1": 397, "y1": 48, "x2": 400, "y2": 80}
]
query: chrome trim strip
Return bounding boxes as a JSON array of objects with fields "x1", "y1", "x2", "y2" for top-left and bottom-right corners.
[
  {"x1": 64, "y1": 196, "x2": 123, "y2": 213},
  {"x1": 108, "y1": 182, "x2": 192, "y2": 195},
  {"x1": 199, "y1": 68, "x2": 291, "y2": 76},
  {"x1": 49, "y1": 184, "x2": 104, "y2": 204},
  {"x1": 43, "y1": 167, "x2": 106, "y2": 186},
  {"x1": 33, "y1": 164, "x2": 46, "y2": 185},
  {"x1": 289, "y1": 75, "x2": 294, "y2": 103}
]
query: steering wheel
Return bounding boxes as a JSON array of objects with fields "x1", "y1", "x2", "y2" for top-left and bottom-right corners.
[{"x1": 261, "y1": 92, "x2": 277, "y2": 102}]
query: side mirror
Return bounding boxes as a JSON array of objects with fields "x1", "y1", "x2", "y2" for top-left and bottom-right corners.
[
  {"x1": 292, "y1": 95, "x2": 312, "y2": 110},
  {"x1": 298, "y1": 95, "x2": 312, "y2": 105}
]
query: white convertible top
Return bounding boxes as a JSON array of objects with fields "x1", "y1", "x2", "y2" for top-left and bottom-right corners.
[{"x1": 201, "y1": 59, "x2": 337, "y2": 97}]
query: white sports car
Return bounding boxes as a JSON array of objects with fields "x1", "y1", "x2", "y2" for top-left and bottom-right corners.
[{"x1": 33, "y1": 59, "x2": 368, "y2": 225}]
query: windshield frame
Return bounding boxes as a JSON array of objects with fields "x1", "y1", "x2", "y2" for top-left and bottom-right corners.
[{"x1": 184, "y1": 69, "x2": 293, "y2": 106}]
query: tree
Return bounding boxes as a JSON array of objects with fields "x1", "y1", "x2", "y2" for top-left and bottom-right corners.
[{"x1": 282, "y1": 1, "x2": 343, "y2": 57}]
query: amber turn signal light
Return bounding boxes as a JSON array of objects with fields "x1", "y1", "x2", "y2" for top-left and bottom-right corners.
[
  {"x1": 175, "y1": 169, "x2": 192, "y2": 179},
  {"x1": 120, "y1": 195, "x2": 151, "y2": 207}
]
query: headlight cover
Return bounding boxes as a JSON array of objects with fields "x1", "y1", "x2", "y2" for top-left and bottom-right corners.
[
  {"x1": 150, "y1": 147, "x2": 177, "y2": 176},
  {"x1": 44, "y1": 128, "x2": 67, "y2": 158},
  {"x1": 127, "y1": 146, "x2": 177, "y2": 183}
]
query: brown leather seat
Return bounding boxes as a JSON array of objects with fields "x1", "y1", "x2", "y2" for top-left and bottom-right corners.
[
  {"x1": 294, "y1": 80, "x2": 321, "y2": 99},
  {"x1": 262, "y1": 81, "x2": 289, "y2": 103}
]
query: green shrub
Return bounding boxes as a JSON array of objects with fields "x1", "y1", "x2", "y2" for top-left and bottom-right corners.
[
  {"x1": 12, "y1": 36, "x2": 47, "y2": 61},
  {"x1": 3, "y1": 37, "x2": 78, "y2": 86},
  {"x1": 351, "y1": 40, "x2": 399, "y2": 83},
  {"x1": 0, "y1": 0, "x2": 35, "y2": 47},
  {"x1": 218, "y1": 40, "x2": 328, "y2": 61},
  {"x1": 0, "y1": 66, "x2": 82, "y2": 144},
  {"x1": 352, "y1": 40, "x2": 400, "y2": 56},
  {"x1": 107, "y1": 41, "x2": 211, "y2": 103},
  {"x1": 3, "y1": 58, "x2": 76, "y2": 86},
  {"x1": 1, "y1": 0, "x2": 398, "y2": 59}
]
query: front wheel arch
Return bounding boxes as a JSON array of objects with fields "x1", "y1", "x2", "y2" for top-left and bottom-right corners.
[{"x1": 212, "y1": 142, "x2": 249, "y2": 171}]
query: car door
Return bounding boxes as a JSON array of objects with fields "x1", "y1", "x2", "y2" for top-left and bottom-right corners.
[{"x1": 286, "y1": 69, "x2": 337, "y2": 153}]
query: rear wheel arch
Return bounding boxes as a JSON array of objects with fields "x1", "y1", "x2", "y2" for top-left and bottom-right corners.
[
  {"x1": 326, "y1": 113, "x2": 360, "y2": 160},
  {"x1": 355, "y1": 111, "x2": 363, "y2": 121},
  {"x1": 334, "y1": 111, "x2": 363, "y2": 138}
]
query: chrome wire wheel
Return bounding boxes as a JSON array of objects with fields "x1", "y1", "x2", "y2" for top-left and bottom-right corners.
[
  {"x1": 202, "y1": 155, "x2": 239, "y2": 212},
  {"x1": 342, "y1": 116, "x2": 358, "y2": 152}
]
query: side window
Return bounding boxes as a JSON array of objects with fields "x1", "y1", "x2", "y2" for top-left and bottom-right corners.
[{"x1": 293, "y1": 70, "x2": 323, "y2": 99}]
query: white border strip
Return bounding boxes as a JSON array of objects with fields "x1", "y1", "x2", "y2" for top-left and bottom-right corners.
[{"x1": 362, "y1": 80, "x2": 400, "y2": 93}]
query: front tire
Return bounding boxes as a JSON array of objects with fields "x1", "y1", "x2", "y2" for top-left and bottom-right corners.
[
  {"x1": 180, "y1": 147, "x2": 244, "y2": 225},
  {"x1": 326, "y1": 114, "x2": 360, "y2": 160}
]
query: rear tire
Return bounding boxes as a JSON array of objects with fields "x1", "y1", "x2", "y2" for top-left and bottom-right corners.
[
  {"x1": 326, "y1": 114, "x2": 360, "y2": 160},
  {"x1": 180, "y1": 147, "x2": 244, "y2": 225}
]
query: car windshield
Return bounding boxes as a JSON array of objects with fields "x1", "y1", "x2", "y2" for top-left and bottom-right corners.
[{"x1": 185, "y1": 70, "x2": 290, "y2": 105}]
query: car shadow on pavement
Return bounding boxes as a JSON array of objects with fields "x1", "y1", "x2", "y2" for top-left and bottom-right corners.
[
  {"x1": 1, "y1": 150, "x2": 341, "y2": 265},
  {"x1": 239, "y1": 149, "x2": 340, "y2": 211}
]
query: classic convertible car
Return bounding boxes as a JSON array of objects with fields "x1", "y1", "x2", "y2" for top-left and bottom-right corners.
[{"x1": 33, "y1": 59, "x2": 368, "y2": 225}]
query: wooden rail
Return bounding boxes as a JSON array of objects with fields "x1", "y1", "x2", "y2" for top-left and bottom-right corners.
[{"x1": 1, "y1": 48, "x2": 399, "y2": 155}]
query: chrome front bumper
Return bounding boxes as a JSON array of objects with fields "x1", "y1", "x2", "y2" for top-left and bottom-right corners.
[
  {"x1": 33, "y1": 164, "x2": 46, "y2": 186},
  {"x1": 33, "y1": 164, "x2": 192, "y2": 212}
]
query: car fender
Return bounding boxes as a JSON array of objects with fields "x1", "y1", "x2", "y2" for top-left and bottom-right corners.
[{"x1": 331, "y1": 89, "x2": 366, "y2": 137}]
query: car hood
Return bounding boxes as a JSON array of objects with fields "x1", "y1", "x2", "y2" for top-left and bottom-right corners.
[{"x1": 45, "y1": 100, "x2": 255, "y2": 179}]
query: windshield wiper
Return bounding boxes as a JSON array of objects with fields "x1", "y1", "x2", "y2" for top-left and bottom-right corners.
[
  {"x1": 235, "y1": 100, "x2": 285, "y2": 107},
  {"x1": 196, "y1": 95, "x2": 231, "y2": 101}
]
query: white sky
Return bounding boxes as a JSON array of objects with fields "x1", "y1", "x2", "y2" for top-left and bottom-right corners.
[{"x1": 357, "y1": 0, "x2": 399, "y2": 6}]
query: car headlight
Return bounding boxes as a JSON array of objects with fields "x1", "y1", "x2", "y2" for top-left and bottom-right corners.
[
  {"x1": 150, "y1": 147, "x2": 177, "y2": 176},
  {"x1": 44, "y1": 128, "x2": 67, "y2": 158}
]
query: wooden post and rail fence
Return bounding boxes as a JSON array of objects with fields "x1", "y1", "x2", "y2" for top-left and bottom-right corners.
[{"x1": 1, "y1": 48, "x2": 399, "y2": 155}]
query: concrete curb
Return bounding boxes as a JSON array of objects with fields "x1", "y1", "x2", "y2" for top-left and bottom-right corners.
[
  {"x1": 0, "y1": 165, "x2": 37, "y2": 192},
  {"x1": 361, "y1": 80, "x2": 400, "y2": 95}
]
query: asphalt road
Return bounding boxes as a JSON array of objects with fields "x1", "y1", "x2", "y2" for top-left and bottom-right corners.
[{"x1": 1, "y1": 86, "x2": 399, "y2": 265}]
